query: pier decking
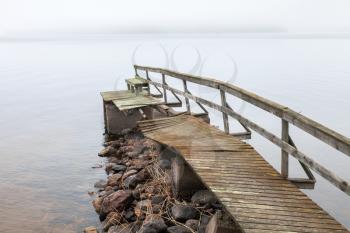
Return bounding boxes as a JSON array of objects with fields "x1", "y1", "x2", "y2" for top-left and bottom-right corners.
[
  {"x1": 101, "y1": 65, "x2": 350, "y2": 232},
  {"x1": 138, "y1": 115, "x2": 349, "y2": 233}
]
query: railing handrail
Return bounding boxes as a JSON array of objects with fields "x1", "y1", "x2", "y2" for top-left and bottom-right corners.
[{"x1": 134, "y1": 64, "x2": 350, "y2": 157}]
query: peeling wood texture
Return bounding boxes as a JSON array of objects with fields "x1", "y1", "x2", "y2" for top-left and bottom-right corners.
[{"x1": 138, "y1": 115, "x2": 349, "y2": 233}]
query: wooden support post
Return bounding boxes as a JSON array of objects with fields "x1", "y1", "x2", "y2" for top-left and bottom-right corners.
[
  {"x1": 135, "y1": 86, "x2": 141, "y2": 95},
  {"x1": 103, "y1": 100, "x2": 107, "y2": 133},
  {"x1": 220, "y1": 90, "x2": 229, "y2": 134},
  {"x1": 134, "y1": 66, "x2": 138, "y2": 76},
  {"x1": 183, "y1": 80, "x2": 190, "y2": 113},
  {"x1": 281, "y1": 119, "x2": 289, "y2": 178},
  {"x1": 162, "y1": 74, "x2": 167, "y2": 103}
]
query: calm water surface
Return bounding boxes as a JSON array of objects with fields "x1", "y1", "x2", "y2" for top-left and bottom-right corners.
[{"x1": 0, "y1": 35, "x2": 349, "y2": 232}]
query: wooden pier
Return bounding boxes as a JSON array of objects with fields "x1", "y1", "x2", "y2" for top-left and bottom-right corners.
[{"x1": 101, "y1": 65, "x2": 350, "y2": 232}]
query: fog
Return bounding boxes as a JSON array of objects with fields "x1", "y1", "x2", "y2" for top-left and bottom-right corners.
[{"x1": 1, "y1": 0, "x2": 350, "y2": 37}]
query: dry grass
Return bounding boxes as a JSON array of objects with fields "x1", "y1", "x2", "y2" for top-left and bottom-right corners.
[{"x1": 134, "y1": 162, "x2": 213, "y2": 233}]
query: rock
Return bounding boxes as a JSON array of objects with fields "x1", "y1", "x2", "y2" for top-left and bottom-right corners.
[
  {"x1": 136, "y1": 199, "x2": 151, "y2": 212},
  {"x1": 137, "y1": 218, "x2": 167, "y2": 233},
  {"x1": 127, "y1": 144, "x2": 146, "y2": 158},
  {"x1": 123, "y1": 170, "x2": 148, "y2": 189},
  {"x1": 166, "y1": 225, "x2": 192, "y2": 233},
  {"x1": 171, "y1": 205, "x2": 199, "y2": 222},
  {"x1": 107, "y1": 173, "x2": 122, "y2": 186},
  {"x1": 100, "y1": 190, "x2": 133, "y2": 219},
  {"x1": 99, "y1": 146, "x2": 117, "y2": 157},
  {"x1": 109, "y1": 157, "x2": 122, "y2": 164},
  {"x1": 123, "y1": 174, "x2": 139, "y2": 189},
  {"x1": 103, "y1": 212, "x2": 122, "y2": 231},
  {"x1": 122, "y1": 169, "x2": 138, "y2": 180},
  {"x1": 132, "y1": 190, "x2": 141, "y2": 200},
  {"x1": 112, "y1": 164, "x2": 127, "y2": 173},
  {"x1": 137, "y1": 228, "x2": 156, "y2": 233},
  {"x1": 130, "y1": 159, "x2": 149, "y2": 170},
  {"x1": 185, "y1": 219, "x2": 199, "y2": 231},
  {"x1": 92, "y1": 197, "x2": 103, "y2": 213},
  {"x1": 92, "y1": 164, "x2": 103, "y2": 169},
  {"x1": 105, "y1": 139, "x2": 123, "y2": 148},
  {"x1": 105, "y1": 163, "x2": 116, "y2": 174},
  {"x1": 138, "y1": 153, "x2": 150, "y2": 159},
  {"x1": 98, "y1": 190, "x2": 114, "y2": 199},
  {"x1": 94, "y1": 179, "x2": 108, "y2": 189},
  {"x1": 159, "y1": 146, "x2": 178, "y2": 161},
  {"x1": 135, "y1": 183, "x2": 145, "y2": 191},
  {"x1": 124, "y1": 209, "x2": 136, "y2": 222},
  {"x1": 152, "y1": 204, "x2": 161, "y2": 214},
  {"x1": 191, "y1": 190, "x2": 217, "y2": 206},
  {"x1": 84, "y1": 226, "x2": 99, "y2": 233},
  {"x1": 159, "y1": 159, "x2": 171, "y2": 170},
  {"x1": 151, "y1": 195, "x2": 165, "y2": 205},
  {"x1": 121, "y1": 128, "x2": 133, "y2": 135},
  {"x1": 137, "y1": 169, "x2": 149, "y2": 180}
]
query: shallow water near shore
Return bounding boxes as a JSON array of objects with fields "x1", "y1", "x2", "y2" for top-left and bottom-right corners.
[{"x1": 0, "y1": 34, "x2": 349, "y2": 232}]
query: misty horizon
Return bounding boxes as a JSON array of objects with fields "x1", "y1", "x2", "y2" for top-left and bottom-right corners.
[{"x1": 2, "y1": 0, "x2": 350, "y2": 39}]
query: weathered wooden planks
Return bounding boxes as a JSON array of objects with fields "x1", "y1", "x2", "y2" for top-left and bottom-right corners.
[
  {"x1": 100, "y1": 90, "x2": 164, "y2": 110},
  {"x1": 138, "y1": 115, "x2": 349, "y2": 233},
  {"x1": 112, "y1": 95, "x2": 163, "y2": 110},
  {"x1": 101, "y1": 90, "x2": 148, "y2": 102},
  {"x1": 126, "y1": 77, "x2": 149, "y2": 85}
]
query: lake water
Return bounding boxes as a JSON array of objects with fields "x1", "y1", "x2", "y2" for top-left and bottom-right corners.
[{"x1": 0, "y1": 34, "x2": 349, "y2": 232}]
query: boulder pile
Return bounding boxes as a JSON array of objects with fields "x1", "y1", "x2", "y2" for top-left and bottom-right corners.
[{"x1": 89, "y1": 129, "x2": 225, "y2": 233}]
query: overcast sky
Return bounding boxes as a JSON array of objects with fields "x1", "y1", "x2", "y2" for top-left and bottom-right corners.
[{"x1": 1, "y1": 0, "x2": 350, "y2": 36}]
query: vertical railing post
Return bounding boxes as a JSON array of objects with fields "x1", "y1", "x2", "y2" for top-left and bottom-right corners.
[
  {"x1": 134, "y1": 66, "x2": 138, "y2": 77},
  {"x1": 220, "y1": 90, "x2": 230, "y2": 134},
  {"x1": 281, "y1": 119, "x2": 289, "y2": 178},
  {"x1": 182, "y1": 80, "x2": 191, "y2": 113},
  {"x1": 162, "y1": 73, "x2": 167, "y2": 103},
  {"x1": 145, "y1": 70, "x2": 151, "y2": 95}
]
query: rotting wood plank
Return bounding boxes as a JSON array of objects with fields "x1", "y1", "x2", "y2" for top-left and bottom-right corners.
[{"x1": 137, "y1": 115, "x2": 349, "y2": 233}]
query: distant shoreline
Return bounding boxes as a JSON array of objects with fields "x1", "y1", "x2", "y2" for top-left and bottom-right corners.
[{"x1": 1, "y1": 32, "x2": 350, "y2": 42}]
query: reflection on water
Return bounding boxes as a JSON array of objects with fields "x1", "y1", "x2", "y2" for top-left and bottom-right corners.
[{"x1": 0, "y1": 35, "x2": 349, "y2": 231}]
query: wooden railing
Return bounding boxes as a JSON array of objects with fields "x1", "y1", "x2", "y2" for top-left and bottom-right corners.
[{"x1": 134, "y1": 64, "x2": 350, "y2": 196}]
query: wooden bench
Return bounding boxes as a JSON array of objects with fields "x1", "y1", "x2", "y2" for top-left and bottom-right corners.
[{"x1": 125, "y1": 77, "x2": 150, "y2": 95}]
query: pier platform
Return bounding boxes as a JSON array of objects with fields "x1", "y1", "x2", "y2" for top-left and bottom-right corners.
[
  {"x1": 138, "y1": 115, "x2": 349, "y2": 233},
  {"x1": 101, "y1": 65, "x2": 350, "y2": 232}
]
